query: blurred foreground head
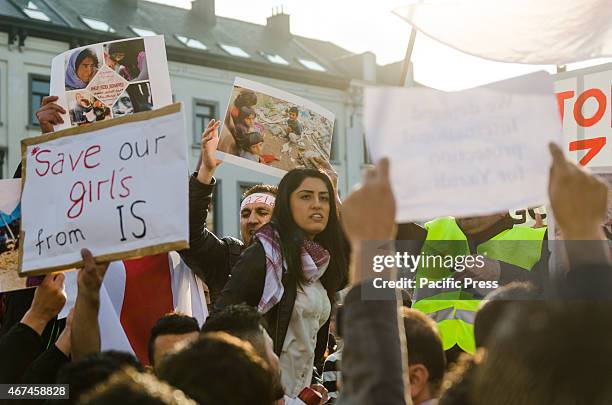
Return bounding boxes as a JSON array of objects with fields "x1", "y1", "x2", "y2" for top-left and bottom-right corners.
[
  {"x1": 475, "y1": 301, "x2": 612, "y2": 405},
  {"x1": 79, "y1": 367, "x2": 195, "y2": 405},
  {"x1": 156, "y1": 332, "x2": 275, "y2": 405}
]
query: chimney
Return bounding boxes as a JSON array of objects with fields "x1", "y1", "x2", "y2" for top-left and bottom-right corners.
[
  {"x1": 266, "y1": 6, "x2": 291, "y2": 39},
  {"x1": 192, "y1": 0, "x2": 216, "y2": 26}
]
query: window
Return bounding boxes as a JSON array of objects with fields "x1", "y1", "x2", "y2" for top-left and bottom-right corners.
[
  {"x1": 29, "y1": 75, "x2": 50, "y2": 127},
  {"x1": 207, "y1": 179, "x2": 221, "y2": 234},
  {"x1": 131, "y1": 27, "x2": 157, "y2": 37},
  {"x1": 263, "y1": 53, "x2": 289, "y2": 65},
  {"x1": 81, "y1": 16, "x2": 115, "y2": 33},
  {"x1": 193, "y1": 100, "x2": 217, "y2": 147},
  {"x1": 176, "y1": 35, "x2": 207, "y2": 51},
  {"x1": 363, "y1": 134, "x2": 372, "y2": 164},
  {"x1": 22, "y1": 1, "x2": 50, "y2": 22},
  {"x1": 219, "y1": 44, "x2": 250, "y2": 58},
  {"x1": 0, "y1": 148, "x2": 6, "y2": 179},
  {"x1": 298, "y1": 58, "x2": 326, "y2": 72}
]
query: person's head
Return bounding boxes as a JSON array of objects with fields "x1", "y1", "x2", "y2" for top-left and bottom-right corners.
[
  {"x1": 80, "y1": 97, "x2": 91, "y2": 108},
  {"x1": 237, "y1": 131, "x2": 264, "y2": 154},
  {"x1": 474, "y1": 282, "x2": 539, "y2": 349},
  {"x1": 234, "y1": 90, "x2": 258, "y2": 108},
  {"x1": 272, "y1": 168, "x2": 347, "y2": 286},
  {"x1": 238, "y1": 106, "x2": 256, "y2": 128},
  {"x1": 402, "y1": 308, "x2": 446, "y2": 403},
  {"x1": 78, "y1": 367, "x2": 196, "y2": 405},
  {"x1": 456, "y1": 213, "x2": 507, "y2": 235},
  {"x1": 75, "y1": 48, "x2": 98, "y2": 84},
  {"x1": 107, "y1": 42, "x2": 126, "y2": 63},
  {"x1": 57, "y1": 351, "x2": 143, "y2": 404},
  {"x1": 240, "y1": 184, "x2": 278, "y2": 245},
  {"x1": 156, "y1": 332, "x2": 275, "y2": 405},
  {"x1": 288, "y1": 107, "x2": 299, "y2": 121},
  {"x1": 438, "y1": 353, "x2": 478, "y2": 405},
  {"x1": 148, "y1": 312, "x2": 200, "y2": 367},
  {"x1": 202, "y1": 304, "x2": 283, "y2": 399},
  {"x1": 474, "y1": 301, "x2": 612, "y2": 405}
]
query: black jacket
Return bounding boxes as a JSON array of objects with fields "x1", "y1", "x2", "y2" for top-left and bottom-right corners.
[
  {"x1": 178, "y1": 175, "x2": 243, "y2": 301},
  {"x1": 215, "y1": 240, "x2": 340, "y2": 368}
]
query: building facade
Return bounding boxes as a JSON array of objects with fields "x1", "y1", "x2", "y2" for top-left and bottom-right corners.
[{"x1": 0, "y1": 0, "x2": 407, "y2": 237}]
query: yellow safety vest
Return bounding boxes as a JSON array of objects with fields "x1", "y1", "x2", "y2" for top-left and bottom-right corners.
[{"x1": 412, "y1": 217, "x2": 546, "y2": 354}]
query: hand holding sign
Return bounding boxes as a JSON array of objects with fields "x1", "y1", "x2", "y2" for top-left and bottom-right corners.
[
  {"x1": 548, "y1": 143, "x2": 609, "y2": 240},
  {"x1": 36, "y1": 96, "x2": 66, "y2": 134}
]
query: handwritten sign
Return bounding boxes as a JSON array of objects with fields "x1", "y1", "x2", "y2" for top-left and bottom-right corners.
[
  {"x1": 19, "y1": 103, "x2": 188, "y2": 275},
  {"x1": 554, "y1": 63, "x2": 612, "y2": 170},
  {"x1": 365, "y1": 71, "x2": 563, "y2": 222}
]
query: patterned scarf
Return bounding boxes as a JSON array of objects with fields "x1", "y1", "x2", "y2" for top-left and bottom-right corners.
[{"x1": 255, "y1": 224, "x2": 330, "y2": 314}]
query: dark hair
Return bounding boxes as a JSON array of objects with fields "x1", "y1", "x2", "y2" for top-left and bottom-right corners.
[
  {"x1": 270, "y1": 168, "x2": 347, "y2": 290},
  {"x1": 202, "y1": 304, "x2": 267, "y2": 339},
  {"x1": 234, "y1": 90, "x2": 258, "y2": 108},
  {"x1": 243, "y1": 184, "x2": 278, "y2": 199},
  {"x1": 402, "y1": 308, "x2": 446, "y2": 394},
  {"x1": 438, "y1": 353, "x2": 478, "y2": 405},
  {"x1": 107, "y1": 42, "x2": 127, "y2": 58},
  {"x1": 78, "y1": 367, "x2": 196, "y2": 405},
  {"x1": 57, "y1": 351, "x2": 143, "y2": 404},
  {"x1": 474, "y1": 282, "x2": 539, "y2": 348},
  {"x1": 474, "y1": 301, "x2": 612, "y2": 405},
  {"x1": 156, "y1": 332, "x2": 275, "y2": 405},
  {"x1": 236, "y1": 131, "x2": 264, "y2": 151},
  {"x1": 148, "y1": 312, "x2": 200, "y2": 366},
  {"x1": 238, "y1": 106, "x2": 255, "y2": 121},
  {"x1": 289, "y1": 107, "x2": 299, "y2": 115},
  {"x1": 75, "y1": 48, "x2": 99, "y2": 71}
]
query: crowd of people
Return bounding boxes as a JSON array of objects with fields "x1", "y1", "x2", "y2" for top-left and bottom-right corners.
[{"x1": 0, "y1": 94, "x2": 610, "y2": 405}]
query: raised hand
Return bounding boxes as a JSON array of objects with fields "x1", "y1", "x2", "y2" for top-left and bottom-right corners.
[{"x1": 36, "y1": 96, "x2": 66, "y2": 134}]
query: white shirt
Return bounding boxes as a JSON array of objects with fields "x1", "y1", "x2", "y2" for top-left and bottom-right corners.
[{"x1": 280, "y1": 279, "x2": 331, "y2": 397}]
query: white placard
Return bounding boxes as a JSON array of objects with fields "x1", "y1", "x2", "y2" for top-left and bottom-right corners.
[
  {"x1": 365, "y1": 71, "x2": 563, "y2": 222},
  {"x1": 50, "y1": 36, "x2": 172, "y2": 131},
  {"x1": 20, "y1": 104, "x2": 188, "y2": 275}
]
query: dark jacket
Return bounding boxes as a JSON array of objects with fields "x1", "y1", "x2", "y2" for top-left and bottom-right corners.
[
  {"x1": 215, "y1": 239, "x2": 341, "y2": 368},
  {"x1": 178, "y1": 175, "x2": 243, "y2": 302},
  {"x1": 337, "y1": 284, "x2": 408, "y2": 405}
]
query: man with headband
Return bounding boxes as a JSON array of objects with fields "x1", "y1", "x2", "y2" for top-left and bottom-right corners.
[{"x1": 179, "y1": 119, "x2": 278, "y2": 302}]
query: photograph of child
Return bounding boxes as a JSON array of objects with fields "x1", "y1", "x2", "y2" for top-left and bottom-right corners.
[
  {"x1": 67, "y1": 91, "x2": 111, "y2": 126},
  {"x1": 218, "y1": 78, "x2": 335, "y2": 175},
  {"x1": 64, "y1": 46, "x2": 102, "y2": 91},
  {"x1": 103, "y1": 38, "x2": 149, "y2": 82}
]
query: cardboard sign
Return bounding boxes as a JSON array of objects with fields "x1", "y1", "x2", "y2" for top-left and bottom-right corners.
[
  {"x1": 217, "y1": 77, "x2": 335, "y2": 177},
  {"x1": 19, "y1": 103, "x2": 188, "y2": 275},
  {"x1": 365, "y1": 71, "x2": 563, "y2": 222},
  {"x1": 554, "y1": 63, "x2": 612, "y2": 171},
  {"x1": 50, "y1": 36, "x2": 172, "y2": 131}
]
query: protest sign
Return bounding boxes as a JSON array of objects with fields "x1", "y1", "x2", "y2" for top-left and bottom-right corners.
[
  {"x1": 217, "y1": 77, "x2": 335, "y2": 177},
  {"x1": 50, "y1": 36, "x2": 172, "y2": 131},
  {"x1": 365, "y1": 71, "x2": 563, "y2": 222},
  {"x1": 19, "y1": 103, "x2": 188, "y2": 275},
  {"x1": 554, "y1": 63, "x2": 612, "y2": 171},
  {"x1": 0, "y1": 179, "x2": 29, "y2": 292}
]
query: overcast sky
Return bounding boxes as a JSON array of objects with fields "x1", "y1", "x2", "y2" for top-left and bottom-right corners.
[{"x1": 147, "y1": 0, "x2": 610, "y2": 90}]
